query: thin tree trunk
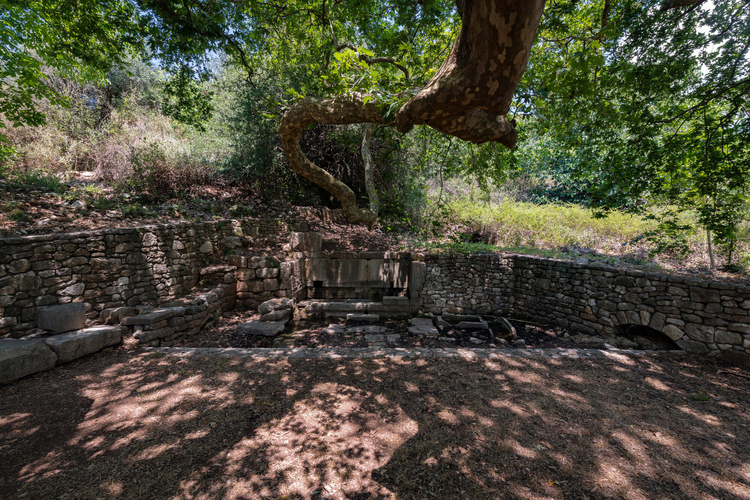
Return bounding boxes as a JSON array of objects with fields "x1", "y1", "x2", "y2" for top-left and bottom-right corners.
[
  {"x1": 707, "y1": 228, "x2": 716, "y2": 270},
  {"x1": 361, "y1": 123, "x2": 379, "y2": 216}
]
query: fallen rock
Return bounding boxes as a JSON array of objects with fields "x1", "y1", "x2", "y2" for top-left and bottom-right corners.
[
  {"x1": 322, "y1": 324, "x2": 346, "y2": 335},
  {"x1": 35, "y1": 303, "x2": 87, "y2": 333},
  {"x1": 469, "y1": 337, "x2": 483, "y2": 344},
  {"x1": 258, "y1": 298, "x2": 295, "y2": 315},
  {"x1": 259, "y1": 309, "x2": 290, "y2": 322},
  {"x1": 237, "y1": 320, "x2": 288, "y2": 337},
  {"x1": 512, "y1": 339, "x2": 526, "y2": 348},
  {"x1": 43, "y1": 326, "x2": 122, "y2": 364},
  {"x1": 489, "y1": 317, "x2": 517, "y2": 340},
  {"x1": 455, "y1": 320, "x2": 490, "y2": 331},
  {"x1": 0, "y1": 339, "x2": 57, "y2": 384},
  {"x1": 408, "y1": 318, "x2": 439, "y2": 337}
]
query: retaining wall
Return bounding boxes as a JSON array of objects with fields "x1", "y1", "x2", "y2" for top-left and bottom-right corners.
[
  {"x1": 0, "y1": 217, "x2": 307, "y2": 338},
  {"x1": 415, "y1": 253, "x2": 750, "y2": 355}
]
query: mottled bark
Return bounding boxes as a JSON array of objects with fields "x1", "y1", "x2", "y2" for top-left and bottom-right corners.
[
  {"x1": 277, "y1": 93, "x2": 383, "y2": 228},
  {"x1": 361, "y1": 123, "x2": 379, "y2": 216},
  {"x1": 279, "y1": 0, "x2": 548, "y2": 225},
  {"x1": 395, "y1": 0, "x2": 546, "y2": 146}
]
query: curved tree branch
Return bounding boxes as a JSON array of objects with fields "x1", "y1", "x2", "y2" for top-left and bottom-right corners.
[
  {"x1": 278, "y1": 93, "x2": 384, "y2": 228},
  {"x1": 395, "y1": 0, "x2": 546, "y2": 146}
]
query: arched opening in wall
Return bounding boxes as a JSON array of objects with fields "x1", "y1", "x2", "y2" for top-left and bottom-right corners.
[{"x1": 614, "y1": 324, "x2": 681, "y2": 351}]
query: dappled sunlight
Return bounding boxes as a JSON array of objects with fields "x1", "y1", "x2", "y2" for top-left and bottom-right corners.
[{"x1": 1, "y1": 350, "x2": 749, "y2": 498}]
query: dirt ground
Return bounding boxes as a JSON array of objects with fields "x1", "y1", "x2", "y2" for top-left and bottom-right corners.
[{"x1": 1, "y1": 347, "x2": 749, "y2": 500}]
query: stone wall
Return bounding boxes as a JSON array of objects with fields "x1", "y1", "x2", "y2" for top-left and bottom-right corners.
[
  {"x1": 415, "y1": 253, "x2": 750, "y2": 355},
  {"x1": 0, "y1": 217, "x2": 307, "y2": 338},
  {"x1": 415, "y1": 254, "x2": 514, "y2": 315}
]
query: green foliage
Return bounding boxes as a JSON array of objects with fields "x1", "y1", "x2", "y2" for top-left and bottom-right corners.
[
  {"x1": 162, "y1": 65, "x2": 214, "y2": 130},
  {"x1": 5, "y1": 169, "x2": 65, "y2": 194}
]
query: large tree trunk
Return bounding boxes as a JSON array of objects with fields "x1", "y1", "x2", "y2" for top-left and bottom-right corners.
[
  {"x1": 396, "y1": 0, "x2": 546, "y2": 146},
  {"x1": 279, "y1": 0, "x2": 546, "y2": 225}
]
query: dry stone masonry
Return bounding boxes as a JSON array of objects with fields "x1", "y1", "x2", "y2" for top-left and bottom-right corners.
[
  {"x1": 0, "y1": 217, "x2": 307, "y2": 338},
  {"x1": 1, "y1": 216, "x2": 750, "y2": 386}
]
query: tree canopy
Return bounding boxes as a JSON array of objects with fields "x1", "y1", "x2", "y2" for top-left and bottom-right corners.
[{"x1": 2, "y1": 0, "x2": 748, "y2": 245}]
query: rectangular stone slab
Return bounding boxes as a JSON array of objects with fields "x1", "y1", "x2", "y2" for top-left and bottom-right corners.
[
  {"x1": 121, "y1": 310, "x2": 175, "y2": 326},
  {"x1": 43, "y1": 326, "x2": 123, "y2": 364},
  {"x1": 0, "y1": 339, "x2": 57, "y2": 384},
  {"x1": 35, "y1": 303, "x2": 87, "y2": 333}
]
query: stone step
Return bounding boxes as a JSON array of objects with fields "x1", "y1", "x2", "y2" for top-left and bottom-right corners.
[
  {"x1": 43, "y1": 325, "x2": 123, "y2": 364},
  {"x1": 299, "y1": 299, "x2": 415, "y2": 319},
  {"x1": 346, "y1": 314, "x2": 380, "y2": 324}
]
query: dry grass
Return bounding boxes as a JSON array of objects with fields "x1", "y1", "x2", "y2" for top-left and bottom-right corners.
[{"x1": 1, "y1": 348, "x2": 749, "y2": 499}]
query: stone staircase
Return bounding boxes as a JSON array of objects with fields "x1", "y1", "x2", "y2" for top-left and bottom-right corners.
[{"x1": 297, "y1": 296, "x2": 415, "y2": 323}]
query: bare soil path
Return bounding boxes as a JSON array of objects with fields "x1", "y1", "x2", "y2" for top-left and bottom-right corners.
[{"x1": 1, "y1": 347, "x2": 749, "y2": 499}]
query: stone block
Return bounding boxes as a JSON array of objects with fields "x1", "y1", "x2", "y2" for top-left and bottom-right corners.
[
  {"x1": 121, "y1": 309, "x2": 175, "y2": 326},
  {"x1": 0, "y1": 339, "x2": 57, "y2": 384},
  {"x1": 715, "y1": 330, "x2": 743, "y2": 346},
  {"x1": 290, "y1": 232, "x2": 322, "y2": 252},
  {"x1": 260, "y1": 309, "x2": 290, "y2": 322},
  {"x1": 258, "y1": 298, "x2": 294, "y2": 315},
  {"x1": 35, "y1": 303, "x2": 87, "y2": 333},
  {"x1": 256, "y1": 268, "x2": 279, "y2": 279},
  {"x1": 137, "y1": 327, "x2": 175, "y2": 343},
  {"x1": 382, "y1": 296, "x2": 410, "y2": 306},
  {"x1": 409, "y1": 262, "x2": 426, "y2": 299},
  {"x1": 408, "y1": 318, "x2": 439, "y2": 337},
  {"x1": 43, "y1": 326, "x2": 122, "y2": 364},
  {"x1": 346, "y1": 314, "x2": 380, "y2": 324},
  {"x1": 676, "y1": 338, "x2": 710, "y2": 354},
  {"x1": 661, "y1": 324, "x2": 684, "y2": 341},
  {"x1": 685, "y1": 323, "x2": 715, "y2": 343},
  {"x1": 237, "y1": 320, "x2": 287, "y2": 337},
  {"x1": 263, "y1": 279, "x2": 279, "y2": 291}
]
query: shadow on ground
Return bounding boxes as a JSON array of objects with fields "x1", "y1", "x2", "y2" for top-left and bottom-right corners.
[{"x1": 1, "y1": 349, "x2": 749, "y2": 499}]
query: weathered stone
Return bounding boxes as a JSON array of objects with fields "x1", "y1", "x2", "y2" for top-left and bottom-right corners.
[
  {"x1": 455, "y1": 320, "x2": 490, "y2": 331},
  {"x1": 409, "y1": 262, "x2": 427, "y2": 299},
  {"x1": 729, "y1": 323, "x2": 750, "y2": 334},
  {"x1": 290, "y1": 232, "x2": 322, "y2": 252},
  {"x1": 408, "y1": 318, "x2": 439, "y2": 337},
  {"x1": 43, "y1": 326, "x2": 122, "y2": 364},
  {"x1": 256, "y1": 268, "x2": 279, "y2": 279},
  {"x1": 676, "y1": 338, "x2": 710, "y2": 354},
  {"x1": 221, "y1": 236, "x2": 243, "y2": 249},
  {"x1": 137, "y1": 327, "x2": 176, "y2": 343},
  {"x1": 121, "y1": 309, "x2": 175, "y2": 326},
  {"x1": 0, "y1": 339, "x2": 57, "y2": 384},
  {"x1": 263, "y1": 279, "x2": 279, "y2": 291},
  {"x1": 237, "y1": 320, "x2": 287, "y2": 337},
  {"x1": 258, "y1": 298, "x2": 295, "y2": 314},
  {"x1": 35, "y1": 303, "x2": 87, "y2": 333},
  {"x1": 714, "y1": 330, "x2": 743, "y2": 346},
  {"x1": 346, "y1": 314, "x2": 379, "y2": 324},
  {"x1": 59, "y1": 283, "x2": 85, "y2": 296},
  {"x1": 199, "y1": 241, "x2": 213, "y2": 254},
  {"x1": 685, "y1": 324, "x2": 715, "y2": 343},
  {"x1": 661, "y1": 324, "x2": 684, "y2": 341},
  {"x1": 260, "y1": 308, "x2": 290, "y2": 322},
  {"x1": 382, "y1": 296, "x2": 410, "y2": 306}
]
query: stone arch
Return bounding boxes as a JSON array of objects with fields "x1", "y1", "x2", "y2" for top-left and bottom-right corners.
[{"x1": 613, "y1": 323, "x2": 682, "y2": 351}]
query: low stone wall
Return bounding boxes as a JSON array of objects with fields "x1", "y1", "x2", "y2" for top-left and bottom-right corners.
[
  {"x1": 228, "y1": 254, "x2": 306, "y2": 310},
  {"x1": 0, "y1": 217, "x2": 307, "y2": 338},
  {"x1": 415, "y1": 253, "x2": 514, "y2": 315},
  {"x1": 415, "y1": 253, "x2": 750, "y2": 355}
]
